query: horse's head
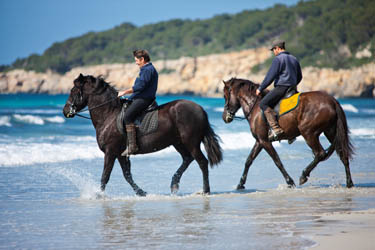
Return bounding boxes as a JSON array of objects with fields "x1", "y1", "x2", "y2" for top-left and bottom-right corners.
[
  {"x1": 63, "y1": 74, "x2": 96, "y2": 118},
  {"x1": 222, "y1": 78, "x2": 243, "y2": 123}
]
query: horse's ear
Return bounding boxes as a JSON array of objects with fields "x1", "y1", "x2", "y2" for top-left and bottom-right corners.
[{"x1": 74, "y1": 73, "x2": 84, "y2": 87}]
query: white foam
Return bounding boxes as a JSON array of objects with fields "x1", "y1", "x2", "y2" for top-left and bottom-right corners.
[
  {"x1": 13, "y1": 114, "x2": 45, "y2": 125},
  {"x1": 11, "y1": 114, "x2": 65, "y2": 125},
  {"x1": 351, "y1": 128, "x2": 375, "y2": 138},
  {"x1": 0, "y1": 136, "x2": 103, "y2": 167},
  {"x1": 44, "y1": 116, "x2": 65, "y2": 123},
  {"x1": 0, "y1": 116, "x2": 11, "y2": 127},
  {"x1": 342, "y1": 104, "x2": 358, "y2": 113},
  {"x1": 47, "y1": 167, "x2": 101, "y2": 200}
]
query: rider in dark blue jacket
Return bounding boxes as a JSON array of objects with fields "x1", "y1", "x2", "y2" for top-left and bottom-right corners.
[
  {"x1": 256, "y1": 41, "x2": 302, "y2": 141},
  {"x1": 118, "y1": 50, "x2": 158, "y2": 155}
]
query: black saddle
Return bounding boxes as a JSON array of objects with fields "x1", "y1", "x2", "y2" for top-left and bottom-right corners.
[{"x1": 116, "y1": 99, "x2": 159, "y2": 136}]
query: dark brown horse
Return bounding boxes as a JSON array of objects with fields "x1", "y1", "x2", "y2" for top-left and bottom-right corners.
[
  {"x1": 222, "y1": 78, "x2": 354, "y2": 189},
  {"x1": 63, "y1": 74, "x2": 222, "y2": 196}
]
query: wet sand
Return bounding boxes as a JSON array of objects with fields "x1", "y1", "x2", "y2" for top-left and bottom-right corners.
[{"x1": 310, "y1": 209, "x2": 375, "y2": 249}]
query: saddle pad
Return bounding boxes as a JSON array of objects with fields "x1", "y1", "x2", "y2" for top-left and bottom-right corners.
[
  {"x1": 135, "y1": 110, "x2": 158, "y2": 136},
  {"x1": 116, "y1": 107, "x2": 158, "y2": 137},
  {"x1": 279, "y1": 93, "x2": 301, "y2": 116}
]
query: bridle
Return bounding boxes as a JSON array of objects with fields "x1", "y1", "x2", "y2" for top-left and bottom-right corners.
[
  {"x1": 66, "y1": 87, "x2": 118, "y2": 120},
  {"x1": 224, "y1": 84, "x2": 258, "y2": 121}
]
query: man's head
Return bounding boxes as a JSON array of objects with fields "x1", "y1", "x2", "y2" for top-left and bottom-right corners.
[
  {"x1": 270, "y1": 40, "x2": 285, "y2": 56},
  {"x1": 133, "y1": 50, "x2": 150, "y2": 68}
]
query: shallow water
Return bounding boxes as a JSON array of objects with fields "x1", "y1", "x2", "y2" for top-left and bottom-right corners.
[{"x1": 1, "y1": 95, "x2": 375, "y2": 249}]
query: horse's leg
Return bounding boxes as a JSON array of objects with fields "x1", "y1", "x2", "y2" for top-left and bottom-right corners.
[
  {"x1": 299, "y1": 133, "x2": 334, "y2": 185},
  {"x1": 324, "y1": 128, "x2": 354, "y2": 188},
  {"x1": 237, "y1": 141, "x2": 263, "y2": 190},
  {"x1": 191, "y1": 146, "x2": 210, "y2": 194},
  {"x1": 100, "y1": 153, "x2": 116, "y2": 191},
  {"x1": 299, "y1": 144, "x2": 335, "y2": 185},
  {"x1": 262, "y1": 141, "x2": 296, "y2": 187},
  {"x1": 171, "y1": 144, "x2": 194, "y2": 194},
  {"x1": 117, "y1": 156, "x2": 147, "y2": 196}
]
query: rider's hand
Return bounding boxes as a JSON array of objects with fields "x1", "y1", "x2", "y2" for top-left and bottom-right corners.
[
  {"x1": 117, "y1": 90, "x2": 125, "y2": 97},
  {"x1": 256, "y1": 89, "x2": 261, "y2": 96}
]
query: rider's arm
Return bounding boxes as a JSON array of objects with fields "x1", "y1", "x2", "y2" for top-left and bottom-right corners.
[
  {"x1": 117, "y1": 88, "x2": 133, "y2": 97},
  {"x1": 258, "y1": 58, "x2": 280, "y2": 92}
]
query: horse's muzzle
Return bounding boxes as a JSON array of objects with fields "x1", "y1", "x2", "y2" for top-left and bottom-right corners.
[
  {"x1": 63, "y1": 106, "x2": 76, "y2": 118},
  {"x1": 223, "y1": 111, "x2": 234, "y2": 123}
]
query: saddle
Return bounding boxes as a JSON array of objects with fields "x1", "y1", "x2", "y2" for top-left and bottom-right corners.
[
  {"x1": 274, "y1": 86, "x2": 300, "y2": 117},
  {"x1": 116, "y1": 99, "x2": 159, "y2": 137}
]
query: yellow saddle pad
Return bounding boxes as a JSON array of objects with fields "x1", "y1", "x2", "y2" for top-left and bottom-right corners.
[{"x1": 279, "y1": 93, "x2": 301, "y2": 116}]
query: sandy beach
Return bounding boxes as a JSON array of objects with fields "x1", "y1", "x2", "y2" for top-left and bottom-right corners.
[{"x1": 310, "y1": 209, "x2": 375, "y2": 250}]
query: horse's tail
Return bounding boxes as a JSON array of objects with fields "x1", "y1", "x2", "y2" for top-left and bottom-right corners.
[
  {"x1": 202, "y1": 113, "x2": 223, "y2": 167},
  {"x1": 334, "y1": 100, "x2": 354, "y2": 160}
]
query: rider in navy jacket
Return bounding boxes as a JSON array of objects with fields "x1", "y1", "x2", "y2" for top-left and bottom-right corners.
[
  {"x1": 256, "y1": 41, "x2": 302, "y2": 142},
  {"x1": 258, "y1": 51, "x2": 302, "y2": 92},
  {"x1": 129, "y1": 62, "x2": 158, "y2": 100},
  {"x1": 118, "y1": 50, "x2": 158, "y2": 156}
]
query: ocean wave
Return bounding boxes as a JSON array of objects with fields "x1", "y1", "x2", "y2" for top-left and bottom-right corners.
[
  {"x1": 0, "y1": 114, "x2": 66, "y2": 126},
  {"x1": 351, "y1": 128, "x2": 375, "y2": 138},
  {"x1": 0, "y1": 136, "x2": 102, "y2": 167},
  {"x1": 341, "y1": 104, "x2": 358, "y2": 113},
  {"x1": 13, "y1": 114, "x2": 45, "y2": 125},
  {"x1": 0, "y1": 116, "x2": 11, "y2": 127},
  {"x1": 1, "y1": 108, "x2": 62, "y2": 114}
]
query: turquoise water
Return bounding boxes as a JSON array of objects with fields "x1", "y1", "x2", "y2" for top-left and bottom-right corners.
[{"x1": 1, "y1": 94, "x2": 375, "y2": 249}]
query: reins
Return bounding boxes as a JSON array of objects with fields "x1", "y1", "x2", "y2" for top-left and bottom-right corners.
[
  {"x1": 233, "y1": 96, "x2": 259, "y2": 121},
  {"x1": 71, "y1": 97, "x2": 118, "y2": 120}
]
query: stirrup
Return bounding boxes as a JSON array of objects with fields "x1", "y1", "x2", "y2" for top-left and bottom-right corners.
[
  {"x1": 121, "y1": 146, "x2": 138, "y2": 156},
  {"x1": 268, "y1": 129, "x2": 285, "y2": 142}
]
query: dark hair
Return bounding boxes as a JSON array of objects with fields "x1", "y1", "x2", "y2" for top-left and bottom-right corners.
[{"x1": 133, "y1": 49, "x2": 150, "y2": 62}]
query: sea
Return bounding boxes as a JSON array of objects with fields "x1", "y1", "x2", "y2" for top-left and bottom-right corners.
[{"x1": 0, "y1": 94, "x2": 375, "y2": 249}]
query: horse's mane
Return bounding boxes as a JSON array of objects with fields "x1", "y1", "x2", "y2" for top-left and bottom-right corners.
[
  {"x1": 90, "y1": 75, "x2": 121, "y2": 108},
  {"x1": 227, "y1": 77, "x2": 260, "y2": 94}
]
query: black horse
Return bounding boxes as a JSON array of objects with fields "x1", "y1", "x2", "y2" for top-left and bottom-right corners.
[{"x1": 63, "y1": 74, "x2": 222, "y2": 196}]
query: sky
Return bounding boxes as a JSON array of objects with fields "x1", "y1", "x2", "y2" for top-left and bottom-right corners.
[{"x1": 0, "y1": 0, "x2": 300, "y2": 66}]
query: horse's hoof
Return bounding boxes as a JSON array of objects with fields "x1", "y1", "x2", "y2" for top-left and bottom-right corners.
[
  {"x1": 347, "y1": 182, "x2": 354, "y2": 188},
  {"x1": 171, "y1": 184, "x2": 179, "y2": 194},
  {"x1": 299, "y1": 176, "x2": 308, "y2": 185},
  {"x1": 236, "y1": 184, "x2": 245, "y2": 190},
  {"x1": 136, "y1": 189, "x2": 147, "y2": 197}
]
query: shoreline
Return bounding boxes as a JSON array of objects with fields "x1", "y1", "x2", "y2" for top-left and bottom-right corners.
[{"x1": 308, "y1": 209, "x2": 375, "y2": 249}]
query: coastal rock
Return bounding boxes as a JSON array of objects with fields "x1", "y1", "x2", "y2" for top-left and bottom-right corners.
[{"x1": 1, "y1": 48, "x2": 374, "y2": 98}]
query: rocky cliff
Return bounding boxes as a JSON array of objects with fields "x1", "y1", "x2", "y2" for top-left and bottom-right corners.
[{"x1": 1, "y1": 47, "x2": 374, "y2": 98}]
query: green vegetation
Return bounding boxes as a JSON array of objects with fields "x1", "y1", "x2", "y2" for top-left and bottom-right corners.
[{"x1": 4, "y1": 0, "x2": 375, "y2": 73}]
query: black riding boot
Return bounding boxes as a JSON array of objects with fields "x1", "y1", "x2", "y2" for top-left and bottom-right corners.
[{"x1": 121, "y1": 124, "x2": 139, "y2": 156}]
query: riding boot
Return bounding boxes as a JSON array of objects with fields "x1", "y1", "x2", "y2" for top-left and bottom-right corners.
[
  {"x1": 264, "y1": 107, "x2": 285, "y2": 141},
  {"x1": 121, "y1": 124, "x2": 139, "y2": 156}
]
